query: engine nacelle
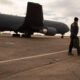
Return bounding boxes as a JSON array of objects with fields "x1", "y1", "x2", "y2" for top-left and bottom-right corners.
[{"x1": 42, "y1": 27, "x2": 56, "y2": 36}]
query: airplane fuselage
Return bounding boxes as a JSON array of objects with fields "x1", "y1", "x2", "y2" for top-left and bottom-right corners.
[
  {"x1": 0, "y1": 14, "x2": 69, "y2": 36},
  {"x1": 0, "y1": 2, "x2": 69, "y2": 38}
]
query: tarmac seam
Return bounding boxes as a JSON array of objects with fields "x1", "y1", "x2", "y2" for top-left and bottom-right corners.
[{"x1": 0, "y1": 50, "x2": 68, "y2": 64}]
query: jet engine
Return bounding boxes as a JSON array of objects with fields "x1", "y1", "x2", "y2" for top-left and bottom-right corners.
[{"x1": 42, "y1": 27, "x2": 56, "y2": 36}]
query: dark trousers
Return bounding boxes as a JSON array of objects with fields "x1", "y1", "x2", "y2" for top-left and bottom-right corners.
[{"x1": 69, "y1": 36, "x2": 80, "y2": 55}]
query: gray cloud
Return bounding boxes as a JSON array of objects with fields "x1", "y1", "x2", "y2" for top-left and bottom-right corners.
[
  {"x1": 42, "y1": 0, "x2": 80, "y2": 25},
  {"x1": 43, "y1": 0, "x2": 80, "y2": 17},
  {"x1": 0, "y1": 0, "x2": 13, "y2": 5}
]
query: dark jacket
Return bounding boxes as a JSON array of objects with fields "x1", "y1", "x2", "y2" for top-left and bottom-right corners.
[{"x1": 71, "y1": 22, "x2": 79, "y2": 37}]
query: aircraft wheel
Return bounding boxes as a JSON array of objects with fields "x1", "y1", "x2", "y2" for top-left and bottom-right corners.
[
  {"x1": 22, "y1": 34, "x2": 27, "y2": 38},
  {"x1": 12, "y1": 34, "x2": 20, "y2": 37},
  {"x1": 61, "y1": 34, "x2": 64, "y2": 38},
  {"x1": 26, "y1": 34, "x2": 31, "y2": 38},
  {"x1": 22, "y1": 34, "x2": 31, "y2": 38}
]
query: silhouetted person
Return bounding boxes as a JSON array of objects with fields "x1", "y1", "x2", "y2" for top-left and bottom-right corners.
[{"x1": 68, "y1": 17, "x2": 80, "y2": 56}]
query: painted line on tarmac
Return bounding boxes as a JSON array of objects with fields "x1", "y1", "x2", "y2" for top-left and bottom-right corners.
[{"x1": 0, "y1": 50, "x2": 68, "y2": 64}]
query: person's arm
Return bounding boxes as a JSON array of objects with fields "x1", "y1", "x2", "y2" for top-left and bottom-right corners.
[
  {"x1": 71, "y1": 23, "x2": 78, "y2": 37},
  {"x1": 75, "y1": 22, "x2": 78, "y2": 36}
]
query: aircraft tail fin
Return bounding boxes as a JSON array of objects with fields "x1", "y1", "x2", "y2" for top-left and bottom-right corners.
[
  {"x1": 27, "y1": 2, "x2": 43, "y2": 26},
  {"x1": 21, "y1": 2, "x2": 43, "y2": 32}
]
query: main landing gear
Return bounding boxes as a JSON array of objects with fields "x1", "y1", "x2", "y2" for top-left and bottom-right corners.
[
  {"x1": 21, "y1": 32, "x2": 33, "y2": 38},
  {"x1": 12, "y1": 32, "x2": 32, "y2": 38},
  {"x1": 22, "y1": 33, "x2": 31, "y2": 38},
  {"x1": 12, "y1": 31, "x2": 20, "y2": 37},
  {"x1": 12, "y1": 34, "x2": 20, "y2": 37}
]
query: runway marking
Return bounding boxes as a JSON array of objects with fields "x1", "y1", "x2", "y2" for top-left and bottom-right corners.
[{"x1": 0, "y1": 50, "x2": 68, "y2": 64}]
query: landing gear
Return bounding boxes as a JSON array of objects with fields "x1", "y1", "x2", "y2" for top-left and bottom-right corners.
[
  {"x1": 12, "y1": 31, "x2": 33, "y2": 38},
  {"x1": 22, "y1": 34, "x2": 31, "y2": 38},
  {"x1": 61, "y1": 34, "x2": 64, "y2": 38},
  {"x1": 12, "y1": 34, "x2": 20, "y2": 37},
  {"x1": 12, "y1": 31, "x2": 20, "y2": 37},
  {"x1": 21, "y1": 33, "x2": 32, "y2": 38}
]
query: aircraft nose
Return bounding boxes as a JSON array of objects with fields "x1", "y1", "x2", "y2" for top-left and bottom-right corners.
[{"x1": 63, "y1": 24, "x2": 69, "y2": 32}]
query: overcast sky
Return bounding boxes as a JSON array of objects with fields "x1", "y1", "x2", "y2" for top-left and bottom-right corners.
[{"x1": 0, "y1": 0, "x2": 80, "y2": 35}]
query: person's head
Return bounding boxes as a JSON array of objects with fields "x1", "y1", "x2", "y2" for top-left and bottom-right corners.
[{"x1": 74, "y1": 17, "x2": 79, "y2": 22}]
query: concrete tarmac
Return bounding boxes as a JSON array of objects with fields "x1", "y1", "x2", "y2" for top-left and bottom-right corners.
[{"x1": 0, "y1": 35, "x2": 80, "y2": 80}]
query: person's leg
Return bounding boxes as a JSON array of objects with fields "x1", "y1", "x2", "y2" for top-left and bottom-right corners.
[
  {"x1": 68, "y1": 38, "x2": 73, "y2": 55},
  {"x1": 76, "y1": 37, "x2": 80, "y2": 55},
  {"x1": 77, "y1": 47, "x2": 80, "y2": 56}
]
